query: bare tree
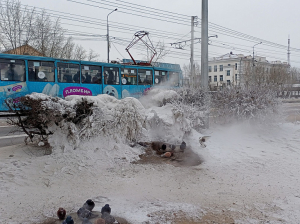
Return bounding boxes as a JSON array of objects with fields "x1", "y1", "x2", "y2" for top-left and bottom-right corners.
[
  {"x1": 241, "y1": 60, "x2": 293, "y2": 90},
  {"x1": 0, "y1": 0, "x2": 98, "y2": 60},
  {"x1": 72, "y1": 45, "x2": 87, "y2": 60},
  {"x1": 183, "y1": 62, "x2": 201, "y2": 87},
  {"x1": 60, "y1": 37, "x2": 75, "y2": 59},
  {"x1": 32, "y1": 9, "x2": 66, "y2": 58},
  {"x1": 87, "y1": 49, "x2": 100, "y2": 61},
  {"x1": 0, "y1": 0, "x2": 35, "y2": 53},
  {"x1": 153, "y1": 40, "x2": 170, "y2": 62}
]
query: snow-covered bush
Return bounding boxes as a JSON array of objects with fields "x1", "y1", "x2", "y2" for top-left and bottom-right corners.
[
  {"x1": 6, "y1": 93, "x2": 145, "y2": 147},
  {"x1": 211, "y1": 86, "x2": 282, "y2": 124},
  {"x1": 170, "y1": 88, "x2": 210, "y2": 131},
  {"x1": 5, "y1": 93, "x2": 94, "y2": 143}
]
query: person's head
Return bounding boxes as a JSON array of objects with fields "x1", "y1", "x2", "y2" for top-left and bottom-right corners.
[{"x1": 9, "y1": 63, "x2": 15, "y2": 69}]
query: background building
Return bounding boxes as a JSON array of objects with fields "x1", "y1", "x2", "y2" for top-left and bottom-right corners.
[{"x1": 208, "y1": 52, "x2": 290, "y2": 90}]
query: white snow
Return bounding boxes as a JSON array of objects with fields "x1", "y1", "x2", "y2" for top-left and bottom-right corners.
[{"x1": 0, "y1": 90, "x2": 300, "y2": 223}]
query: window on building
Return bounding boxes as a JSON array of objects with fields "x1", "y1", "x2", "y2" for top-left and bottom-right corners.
[
  {"x1": 227, "y1": 80, "x2": 231, "y2": 86},
  {"x1": 220, "y1": 75, "x2": 223, "y2": 81},
  {"x1": 235, "y1": 63, "x2": 238, "y2": 70},
  {"x1": 228, "y1": 64, "x2": 231, "y2": 66},
  {"x1": 209, "y1": 76, "x2": 211, "y2": 82},
  {"x1": 219, "y1": 65, "x2": 223, "y2": 71},
  {"x1": 57, "y1": 63, "x2": 80, "y2": 83},
  {"x1": 208, "y1": 66, "x2": 212, "y2": 72},
  {"x1": 235, "y1": 74, "x2": 238, "y2": 81},
  {"x1": 28, "y1": 61, "x2": 54, "y2": 82},
  {"x1": 138, "y1": 69, "x2": 153, "y2": 85},
  {"x1": 227, "y1": 70, "x2": 230, "y2": 76},
  {"x1": 214, "y1": 65, "x2": 217, "y2": 72},
  {"x1": 82, "y1": 65, "x2": 102, "y2": 84},
  {"x1": 104, "y1": 67, "x2": 119, "y2": 85},
  {"x1": 0, "y1": 59, "x2": 25, "y2": 81},
  {"x1": 121, "y1": 68, "x2": 137, "y2": 85},
  {"x1": 266, "y1": 68, "x2": 269, "y2": 73},
  {"x1": 214, "y1": 76, "x2": 217, "y2": 82}
]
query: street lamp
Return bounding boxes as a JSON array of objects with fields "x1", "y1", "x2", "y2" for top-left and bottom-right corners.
[
  {"x1": 252, "y1": 42, "x2": 262, "y2": 66},
  {"x1": 107, "y1": 8, "x2": 117, "y2": 63}
]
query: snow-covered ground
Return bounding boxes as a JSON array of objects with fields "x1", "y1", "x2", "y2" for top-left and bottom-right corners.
[{"x1": 0, "y1": 92, "x2": 300, "y2": 224}]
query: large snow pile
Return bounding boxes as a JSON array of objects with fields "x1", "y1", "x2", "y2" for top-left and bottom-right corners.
[
  {"x1": 47, "y1": 94, "x2": 146, "y2": 151},
  {"x1": 1, "y1": 89, "x2": 299, "y2": 224}
]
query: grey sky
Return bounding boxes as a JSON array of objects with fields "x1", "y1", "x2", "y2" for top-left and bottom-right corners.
[{"x1": 17, "y1": 0, "x2": 300, "y2": 68}]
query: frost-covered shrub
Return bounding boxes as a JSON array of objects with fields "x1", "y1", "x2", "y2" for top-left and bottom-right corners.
[
  {"x1": 211, "y1": 86, "x2": 282, "y2": 124},
  {"x1": 5, "y1": 93, "x2": 94, "y2": 143},
  {"x1": 6, "y1": 93, "x2": 146, "y2": 147},
  {"x1": 170, "y1": 88, "x2": 210, "y2": 131}
]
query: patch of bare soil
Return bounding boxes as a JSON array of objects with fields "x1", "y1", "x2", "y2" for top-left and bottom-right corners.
[
  {"x1": 35, "y1": 211, "x2": 130, "y2": 224},
  {"x1": 285, "y1": 114, "x2": 300, "y2": 122},
  {"x1": 134, "y1": 144, "x2": 204, "y2": 167}
]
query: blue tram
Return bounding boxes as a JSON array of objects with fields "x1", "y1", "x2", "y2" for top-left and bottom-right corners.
[{"x1": 0, "y1": 54, "x2": 182, "y2": 111}]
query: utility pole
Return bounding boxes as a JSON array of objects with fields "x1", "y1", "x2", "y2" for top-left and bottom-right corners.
[
  {"x1": 107, "y1": 8, "x2": 117, "y2": 63},
  {"x1": 201, "y1": 0, "x2": 208, "y2": 90},
  {"x1": 252, "y1": 42, "x2": 262, "y2": 85},
  {"x1": 190, "y1": 16, "x2": 195, "y2": 88},
  {"x1": 288, "y1": 35, "x2": 291, "y2": 66}
]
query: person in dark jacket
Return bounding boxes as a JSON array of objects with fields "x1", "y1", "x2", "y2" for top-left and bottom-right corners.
[
  {"x1": 84, "y1": 72, "x2": 91, "y2": 83},
  {"x1": 5, "y1": 63, "x2": 18, "y2": 81},
  {"x1": 107, "y1": 71, "x2": 114, "y2": 84},
  {"x1": 73, "y1": 71, "x2": 80, "y2": 83},
  {"x1": 28, "y1": 68, "x2": 36, "y2": 81}
]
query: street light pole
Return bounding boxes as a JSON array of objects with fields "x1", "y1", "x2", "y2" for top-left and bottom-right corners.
[
  {"x1": 252, "y1": 42, "x2": 262, "y2": 66},
  {"x1": 107, "y1": 8, "x2": 117, "y2": 63},
  {"x1": 201, "y1": 0, "x2": 208, "y2": 90}
]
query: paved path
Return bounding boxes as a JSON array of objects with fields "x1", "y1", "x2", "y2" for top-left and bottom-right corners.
[{"x1": 0, "y1": 119, "x2": 26, "y2": 147}]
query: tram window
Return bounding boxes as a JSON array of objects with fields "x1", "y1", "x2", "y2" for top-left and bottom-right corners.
[
  {"x1": 104, "y1": 67, "x2": 119, "y2": 85},
  {"x1": 28, "y1": 61, "x2": 54, "y2": 82},
  {"x1": 81, "y1": 65, "x2": 102, "y2": 84},
  {"x1": 161, "y1": 71, "x2": 167, "y2": 83},
  {"x1": 169, "y1": 72, "x2": 179, "y2": 87},
  {"x1": 121, "y1": 68, "x2": 137, "y2": 85},
  {"x1": 154, "y1": 70, "x2": 167, "y2": 85},
  {"x1": 57, "y1": 63, "x2": 80, "y2": 83},
  {"x1": 138, "y1": 69, "x2": 153, "y2": 85},
  {"x1": 0, "y1": 59, "x2": 25, "y2": 81}
]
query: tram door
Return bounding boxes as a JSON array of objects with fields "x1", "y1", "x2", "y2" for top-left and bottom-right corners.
[
  {"x1": 137, "y1": 68, "x2": 153, "y2": 97},
  {"x1": 56, "y1": 61, "x2": 81, "y2": 98},
  {"x1": 103, "y1": 66, "x2": 121, "y2": 99},
  {"x1": 154, "y1": 70, "x2": 167, "y2": 89},
  {"x1": 120, "y1": 67, "x2": 139, "y2": 98}
]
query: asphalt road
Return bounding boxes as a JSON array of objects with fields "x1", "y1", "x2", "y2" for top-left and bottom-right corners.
[{"x1": 0, "y1": 119, "x2": 26, "y2": 147}]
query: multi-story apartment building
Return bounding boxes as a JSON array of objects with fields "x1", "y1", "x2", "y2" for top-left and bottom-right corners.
[{"x1": 208, "y1": 52, "x2": 288, "y2": 90}]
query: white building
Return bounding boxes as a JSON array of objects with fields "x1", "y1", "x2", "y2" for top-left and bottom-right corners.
[{"x1": 208, "y1": 52, "x2": 288, "y2": 90}]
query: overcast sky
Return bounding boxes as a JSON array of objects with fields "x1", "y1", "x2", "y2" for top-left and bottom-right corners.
[{"x1": 17, "y1": 0, "x2": 300, "y2": 68}]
